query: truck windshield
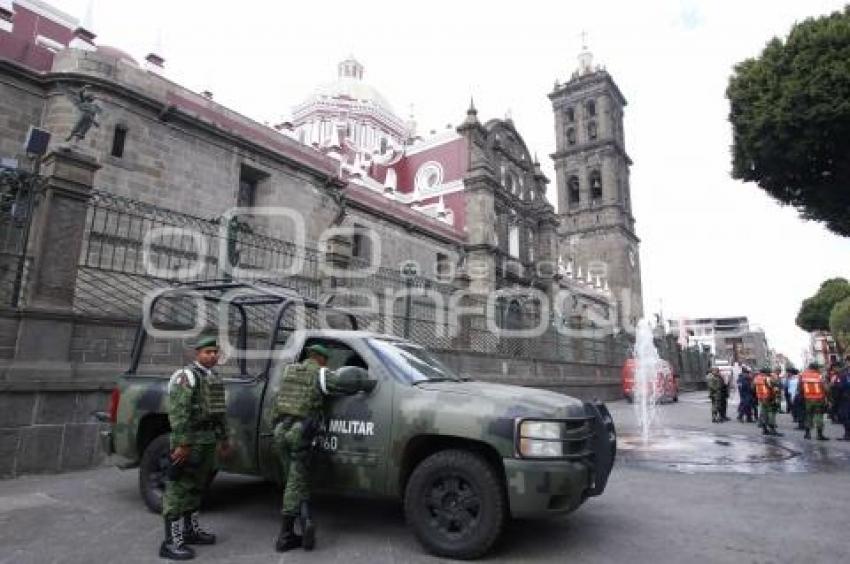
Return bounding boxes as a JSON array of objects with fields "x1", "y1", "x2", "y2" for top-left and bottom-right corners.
[{"x1": 368, "y1": 339, "x2": 463, "y2": 384}]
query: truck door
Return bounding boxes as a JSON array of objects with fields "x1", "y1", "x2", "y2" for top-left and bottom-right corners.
[{"x1": 259, "y1": 337, "x2": 392, "y2": 496}]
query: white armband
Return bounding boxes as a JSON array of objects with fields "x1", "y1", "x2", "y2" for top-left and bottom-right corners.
[
  {"x1": 319, "y1": 367, "x2": 329, "y2": 395},
  {"x1": 167, "y1": 368, "x2": 196, "y2": 393}
]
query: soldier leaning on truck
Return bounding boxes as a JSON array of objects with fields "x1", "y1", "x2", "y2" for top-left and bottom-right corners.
[
  {"x1": 160, "y1": 336, "x2": 231, "y2": 561},
  {"x1": 271, "y1": 343, "x2": 368, "y2": 553}
]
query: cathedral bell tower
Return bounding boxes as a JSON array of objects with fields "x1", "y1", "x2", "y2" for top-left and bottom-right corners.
[{"x1": 549, "y1": 44, "x2": 643, "y2": 327}]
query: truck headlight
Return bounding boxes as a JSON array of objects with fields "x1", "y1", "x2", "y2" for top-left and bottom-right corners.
[{"x1": 518, "y1": 421, "x2": 563, "y2": 457}]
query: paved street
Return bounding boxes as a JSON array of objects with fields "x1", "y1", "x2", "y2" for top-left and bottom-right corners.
[{"x1": 1, "y1": 391, "x2": 848, "y2": 564}]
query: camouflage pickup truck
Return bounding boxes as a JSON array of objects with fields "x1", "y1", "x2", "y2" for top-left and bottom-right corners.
[{"x1": 100, "y1": 282, "x2": 616, "y2": 559}]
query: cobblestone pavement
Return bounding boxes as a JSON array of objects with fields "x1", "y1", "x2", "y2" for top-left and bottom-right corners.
[{"x1": 1, "y1": 391, "x2": 847, "y2": 564}]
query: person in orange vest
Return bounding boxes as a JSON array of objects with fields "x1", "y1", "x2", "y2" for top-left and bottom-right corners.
[
  {"x1": 800, "y1": 363, "x2": 829, "y2": 440},
  {"x1": 754, "y1": 367, "x2": 782, "y2": 436}
]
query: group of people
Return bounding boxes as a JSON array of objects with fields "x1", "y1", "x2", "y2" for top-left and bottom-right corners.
[
  {"x1": 707, "y1": 359, "x2": 850, "y2": 441},
  {"x1": 158, "y1": 337, "x2": 364, "y2": 560}
]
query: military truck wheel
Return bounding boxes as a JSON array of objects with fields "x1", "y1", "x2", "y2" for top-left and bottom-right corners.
[
  {"x1": 139, "y1": 434, "x2": 170, "y2": 514},
  {"x1": 404, "y1": 449, "x2": 505, "y2": 559}
]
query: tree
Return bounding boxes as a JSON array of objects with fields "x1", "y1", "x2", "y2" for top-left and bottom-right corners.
[
  {"x1": 727, "y1": 7, "x2": 850, "y2": 236},
  {"x1": 830, "y1": 295, "x2": 850, "y2": 351},
  {"x1": 796, "y1": 278, "x2": 850, "y2": 332}
]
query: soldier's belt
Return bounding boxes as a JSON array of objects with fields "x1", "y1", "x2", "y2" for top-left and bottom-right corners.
[{"x1": 191, "y1": 421, "x2": 220, "y2": 431}]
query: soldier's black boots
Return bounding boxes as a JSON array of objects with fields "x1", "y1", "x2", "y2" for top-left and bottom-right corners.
[
  {"x1": 817, "y1": 431, "x2": 829, "y2": 441},
  {"x1": 183, "y1": 511, "x2": 216, "y2": 545},
  {"x1": 804, "y1": 429, "x2": 811, "y2": 439},
  {"x1": 275, "y1": 515, "x2": 302, "y2": 552},
  {"x1": 300, "y1": 501, "x2": 316, "y2": 551},
  {"x1": 160, "y1": 517, "x2": 195, "y2": 560}
]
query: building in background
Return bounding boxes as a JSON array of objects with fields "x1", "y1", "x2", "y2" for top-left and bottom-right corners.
[
  {"x1": 805, "y1": 331, "x2": 839, "y2": 367},
  {"x1": 668, "y1": 316, "x2": 771, "y2": 368}
]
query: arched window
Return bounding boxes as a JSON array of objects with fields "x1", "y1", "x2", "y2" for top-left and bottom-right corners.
[
  {"x1": 585, "y1": 100, "x2": 596, "y2": 117},
  {"x1": 565, "y1": 107, "x2": 575, "y2": 123},
  {"x1": 587, "y1": 120, "x2": 597, "y2": 141},
  {"x1": 504, "y1": 172, "x2": 513, "y2": 193},
  {"x1": 568, "y1": 176, "x2": 580, "y2": 204},
  {"x1": 566, "y1": 127, "x2": 576, "y2": 146},
  {"x1": 590, "y1": 170, "x2": 602, "y2": 200}
]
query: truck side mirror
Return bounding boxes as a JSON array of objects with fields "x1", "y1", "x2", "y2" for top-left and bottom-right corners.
[{"x1": 335, "y1": 366, "x2": 377, "y2": 394}]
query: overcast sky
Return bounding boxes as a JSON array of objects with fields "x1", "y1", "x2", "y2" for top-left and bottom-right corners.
[{"x1": 53, "y1": 0, "x2": 850, "y2": 365}]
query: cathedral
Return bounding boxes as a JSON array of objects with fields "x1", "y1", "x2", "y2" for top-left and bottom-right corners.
[{"x1": 0, "y1": 0, "x2": 642, "y2": 330}]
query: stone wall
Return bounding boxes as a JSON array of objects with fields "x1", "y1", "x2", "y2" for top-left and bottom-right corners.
[{"x1": 0, "y1": 389, "x2": 109, "y2": 477}]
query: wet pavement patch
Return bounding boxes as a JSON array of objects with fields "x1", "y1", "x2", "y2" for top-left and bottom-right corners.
[{"x1": 616, "y1": 429, "x2": 850, "y2": 474}]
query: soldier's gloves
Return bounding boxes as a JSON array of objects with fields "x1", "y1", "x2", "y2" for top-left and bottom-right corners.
[{"x1": 171, "y1": 445, "x2": 191, "y2": 465}]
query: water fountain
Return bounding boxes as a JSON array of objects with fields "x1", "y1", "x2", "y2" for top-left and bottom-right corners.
[
  {"x1": 617, "y1": 319, "x2": 817, "y2": 475},
  {"x1": 633, "y1": 318, "x2": 662, "y2": 443}
]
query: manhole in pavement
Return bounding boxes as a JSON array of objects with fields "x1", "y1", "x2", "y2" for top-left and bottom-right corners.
[{"x1": 617, "y1": 429, "x2": 808, "y2": 474}]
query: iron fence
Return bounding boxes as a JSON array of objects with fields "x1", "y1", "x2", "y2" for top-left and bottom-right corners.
[
  {"x1": 75, "y1": 189, "x2": 322, "y2": 318},
  {"x1": 0, "y1": 168, "x2": 40, "y2": 308},
  {"x1": 39, "y1": 187, "x2": 641, "y2": 367}
]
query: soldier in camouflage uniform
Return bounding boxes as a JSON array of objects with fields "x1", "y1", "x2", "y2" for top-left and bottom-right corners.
[
  {"x1": 160, "y1": 336, "x2": 231, "y2": 561},
  {"x1": 707, "y1": 368, "x2": 723, "y2": 423},
  {"x1": 754, "y1": 367, "x2": 783, "y2": 436},
  {"x1": 272, "y1": 343, "x2": 369, "y2": 552}
]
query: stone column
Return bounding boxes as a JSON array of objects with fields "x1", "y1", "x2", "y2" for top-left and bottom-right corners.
[
  {"x1": 13, "y1": 149, "x2": 99, "y2": 366},
  {"x1": 457, "y1": 102, "x2": 498, "y2": 296}
]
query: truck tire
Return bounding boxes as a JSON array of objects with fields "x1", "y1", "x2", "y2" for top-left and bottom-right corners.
[
  {"x1": 139, "y1": 434, "x2": 170, "y2": 514},
  {"x1": 404, "y1": 449, "x2": 505, "y2": 560}
]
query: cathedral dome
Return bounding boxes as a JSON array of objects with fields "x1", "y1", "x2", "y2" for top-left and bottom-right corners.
[{"x1": 301, "y1": 57, "x2": 395, "y2": 115}]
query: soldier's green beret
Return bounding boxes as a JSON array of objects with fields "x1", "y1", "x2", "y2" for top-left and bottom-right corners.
[
  {"x1": 759, "y1": 367, "x2": 772, "y2": 374},
  {"x1": 194, "y1": 336, "x2": 219, "y2": 350},
  {"x1": 306, "y1": 343, "x2": 331, "y2": 359}
]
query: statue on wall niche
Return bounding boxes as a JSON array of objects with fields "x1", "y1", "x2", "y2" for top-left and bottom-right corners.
[{"x1": 64, "y1": 85, "x2": 103, "y2": 142}]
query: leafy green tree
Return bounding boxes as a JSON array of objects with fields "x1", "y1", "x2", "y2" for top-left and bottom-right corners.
[
  {"x1": 796, "y1": 277, "x2": 850, "y2": 332},
  {"x1": 830, "y1": 295, "x2": 850, "y2": 351},
  {"x1": 727, "y1": 7, "x2": 850, "y2": 236}
]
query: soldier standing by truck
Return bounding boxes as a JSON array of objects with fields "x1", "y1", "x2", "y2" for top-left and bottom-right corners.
[
  {"x1": 272, "y1": 343, "x2": 371, "y2": 552},
  {"x1": 160, "y1": 336, "x2": 230, "y2": 561}
]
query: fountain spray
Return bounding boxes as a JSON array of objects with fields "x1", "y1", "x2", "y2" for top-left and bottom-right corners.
[{"x1": 634, "y1": 319, "x2": 662, "y2": 443}]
